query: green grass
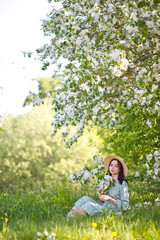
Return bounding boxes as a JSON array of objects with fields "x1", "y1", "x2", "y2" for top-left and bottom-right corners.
[{"x1": 0, "y1": 180, "x2": 160, "y2": 240}]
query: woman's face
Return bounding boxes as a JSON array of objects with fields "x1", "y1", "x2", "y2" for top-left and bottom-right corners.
[{"x1": 109, "y1": 160, "x2": 120, "y2": 176}]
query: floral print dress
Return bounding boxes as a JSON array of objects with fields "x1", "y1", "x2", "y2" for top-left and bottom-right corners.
[{"x1": 74, "y1": 180, "x2": 129, "y2": 216}]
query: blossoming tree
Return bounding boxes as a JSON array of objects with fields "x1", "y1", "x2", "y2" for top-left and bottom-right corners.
[{"x1": 34, "y1": 0, "x2": 159, "y2": 180}]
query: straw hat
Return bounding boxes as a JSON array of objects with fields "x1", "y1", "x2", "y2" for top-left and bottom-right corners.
[{"x1": 104, "y1": 155, "x2": 128, "y2": 176}]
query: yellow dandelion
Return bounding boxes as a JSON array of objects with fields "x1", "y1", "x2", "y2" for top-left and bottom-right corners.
[
  {"x1": 5, "y1": 218, "x2": 8, "y2": 223},
  {"x1": 82, "y1": 238, "x2": 86, "y2": 240},
  {"x1": 91, "y1": 222, "x2": 97, "y2": 228},
  {"x1": 112, "y1": 232, "x2": 117, "y2": 237}
]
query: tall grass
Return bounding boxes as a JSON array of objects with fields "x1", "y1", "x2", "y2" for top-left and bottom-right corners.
[{"x1": 0, "y1": 179, "x2": 159, "y2": 240}]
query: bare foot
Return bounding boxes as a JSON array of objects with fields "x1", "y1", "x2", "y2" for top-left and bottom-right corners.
[
  {"x1": 77, "y1": 208, "x2": 87, "y2": 215},
  {"x1": 67, "y1": 209, "x2": 77, "y2": 217}
]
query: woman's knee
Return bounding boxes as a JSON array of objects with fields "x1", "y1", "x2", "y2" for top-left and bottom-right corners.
[
  {"x1": 81, "y1": 196, "x2": 88, "y2": 200},
  {"x1": 75, "y1": 196, "x2": 92, "y2": 208},
  {"x1": 80, "y1": 196, "x2": 93, "y2": 203}
]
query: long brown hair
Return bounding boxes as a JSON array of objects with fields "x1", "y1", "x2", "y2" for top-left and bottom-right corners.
[{"x1": 108, "y1": 159, "x2": 128, "y2": 185}]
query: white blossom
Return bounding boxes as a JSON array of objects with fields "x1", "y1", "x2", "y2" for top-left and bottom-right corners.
[
  {"x1": 51, "y1": 130, "x2": 56, "y2": 136},
  {"x1": 104, "y1": 175, "x2": 113, "y2": 181},
  {"x1": 91, "y1": 168, "x2": 98, "y2": 174},
  {"x1": 93, "y1": 156, "x2": 103, "y2": 163},
  {"x1": 147, "y1": 154, "x2": 153, "y2": 161},
  {"x1": 79, "y1": 83, "x2": 90, "y2": 92},
  {"x1": 83, "y1": 170, "x2": 92, "y2": 180},
  {"x1": 69, "y1": 174, "x2": 75, "y2": 180},
  {"x1": 36, "y1": 0, "x2": 159, "y2": 180},
  {"x1": 119, "y1": 58, "x2": 129, "y2": 70},
  {"x1": 125, "y1": 25, "x2": 138, "y2": 33},
  {"x1": 135, "y1": 171, "x2": 140, "y2": 177},
  {"x1": 155, "y1": 198, "x2": 160, "y2": 206},
  {"x1": 98, "y1": 164, "x2": 104, "y2": 169},
  {"x1": 154, "y1": 168, "x2": 159, "y2": 175},
  {"x1": 151, "y1": 84, "x2": 158, "y2": 92},
  {"x1": 154, "y1": 150, "x2": 160, "y2": 156},
  {"x1": 146, "y1": 120, "x2": 152, "y2": 128},
  {"x1": 147, "y1": 170, "x2": 152, "y2": 175},
  {"x1": 109, "y1": 49, "x2": 121, "y2": 60},
  {"x1": 32, "y1": 96, "x2": 43, "y2": 106},
  {"x1": 127, "y1": 100, "x2": 132, "y2": 107},
  {"x1": 130, "y1": 12, "x2": 138, "y2": 22}
]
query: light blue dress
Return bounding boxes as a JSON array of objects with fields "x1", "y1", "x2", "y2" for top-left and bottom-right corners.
[{"x1": 74, "y1": 180, "x2": 129, "y2": 216}]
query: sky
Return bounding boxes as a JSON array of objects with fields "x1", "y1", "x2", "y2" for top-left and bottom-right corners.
[{"x1": 0, "y1": 0, "x2": 58, "y2": 116}]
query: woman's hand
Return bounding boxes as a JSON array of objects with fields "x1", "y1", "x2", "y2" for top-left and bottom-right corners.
[
  {"x1": 99, "y1": 194, "x2": 118, "y2": 206},
  {"x1": 99, "y1": 194, "x2": 111, "y2": 202}
]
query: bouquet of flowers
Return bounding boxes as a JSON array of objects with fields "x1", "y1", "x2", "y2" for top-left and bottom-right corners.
[
  {"x1": 69, "y1": 156, "x2": 115, "y2": 193},
  {"x1": 98, "y1": 175, "x2": 115, "y2": 195}
]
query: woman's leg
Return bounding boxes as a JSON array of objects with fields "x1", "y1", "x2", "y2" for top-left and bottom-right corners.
[
  {"x1": 77, "y1": 207, "x2": 87, "y2": 215},
  {"x1": 67, "y1": 206, "x2": 87, "y2": 217},
  {"x1": 67, "y1": 196, "x2": 92, "y2": 217},
  {"x1": 67, "y1": 205, "x2": 79, "y2": 217},
  {"x1": 76, "y1": 196, "x2": 104, "y2": 216}
]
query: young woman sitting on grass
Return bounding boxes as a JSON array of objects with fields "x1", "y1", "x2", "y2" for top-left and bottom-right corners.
[{"x1": 67, "y1": 155, "x2": 129, "y2": 217}]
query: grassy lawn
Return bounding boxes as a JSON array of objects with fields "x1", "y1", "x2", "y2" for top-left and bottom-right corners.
[{"x1": 0, "y1": 179, "x2": 159, "y2": 240}]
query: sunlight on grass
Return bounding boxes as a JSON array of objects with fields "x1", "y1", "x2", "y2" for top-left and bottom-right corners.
[{"x1": 0, "y1": 180, "x2": 159, "y2": 240}]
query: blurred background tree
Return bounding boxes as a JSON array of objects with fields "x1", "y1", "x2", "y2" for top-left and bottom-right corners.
[{"x1": 0, "y1": 77, "x2": 100, "y2": 191}]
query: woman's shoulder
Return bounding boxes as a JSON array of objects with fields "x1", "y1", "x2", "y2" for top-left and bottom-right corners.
[
  {"x1": 122, "y1": 179, "x2": 128, "y2": 188},
  {"x1": 117, "y1": 179, "x2": 128, "y2": 187}
]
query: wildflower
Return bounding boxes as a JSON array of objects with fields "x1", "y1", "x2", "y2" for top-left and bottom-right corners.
[
  {"x1": 5, "y1": 218, "x2": 8, "y2": 223},
  {"x1": 44, "y1": 229, "x2": 48, "y2": 236},
  {"x1": 144, "y1": 201, "x2": 152, "y2": 206},
  {"x1": 92, "y1": 222, "x2": 97, "y2": 228},
  {"x1": 37, "y1": 232, "x2": 43, "y2": 237},
  {"x1": 135, "y1": 202, "x2": 143, "y2": 208},
  {"x1": 112, "y1": 232, "x2": 117, "y2": 237},
  {"x1": 37, "y1": 229, "x2": 56, "y2": 240}
]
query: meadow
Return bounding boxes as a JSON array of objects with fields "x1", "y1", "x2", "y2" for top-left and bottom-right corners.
[
  {"x1": 0, "y1": 102, "x2": 159, "y2": 239},
  {"x1": 0, "y1": 178, "x2": 159, "y2": 240},
  {"x1": 1, "y1": 0, "x2": 159, "y2": 238}
]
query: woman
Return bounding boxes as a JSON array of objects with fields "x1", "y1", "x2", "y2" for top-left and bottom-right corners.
[{"x1": 67, "y1": 155, "x2": 129, "y2": 217}]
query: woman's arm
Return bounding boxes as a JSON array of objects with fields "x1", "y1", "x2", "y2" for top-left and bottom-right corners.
[
  {"x1": 117, "y1": 181, "x2": 129, "y2": 211},
  {"x1": 99, "y1": 180, "x2": 129, "y2": 209}
]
